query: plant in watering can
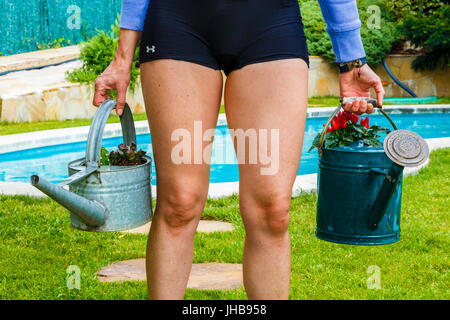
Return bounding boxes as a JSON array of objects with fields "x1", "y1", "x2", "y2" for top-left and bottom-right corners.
[
  {"x1": 309, "y1": 110, "x2": 391, "y2": 151},
  {"x1": 100, "y1": 143, "x2": 147, "y2": 166}
]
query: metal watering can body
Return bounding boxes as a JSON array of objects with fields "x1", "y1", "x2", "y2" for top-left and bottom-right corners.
[
  {"x1": 315, "y1": 97, "x2": 429, "y2": 245},
  {"x1": 317, "y1": 142, "x2": 403, "y2": 245},
  {"x1": 31, "y1": 100, "x2": 153, "y2": 232}
]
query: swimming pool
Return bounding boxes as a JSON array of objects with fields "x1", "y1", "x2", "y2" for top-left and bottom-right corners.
[{"x1": 0, "y1": 112, "x2": 449, "y2": 184}]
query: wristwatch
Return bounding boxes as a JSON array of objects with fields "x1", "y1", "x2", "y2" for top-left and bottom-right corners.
[{"x1": 337, "y1": 57, "x2": 367, "y2": 74}]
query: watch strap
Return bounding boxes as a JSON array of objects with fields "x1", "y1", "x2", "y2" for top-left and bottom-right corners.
[{"x1": 337, "y1": 57, "x2": 367, "y2": 74}]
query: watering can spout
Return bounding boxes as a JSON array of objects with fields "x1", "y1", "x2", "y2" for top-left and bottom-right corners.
[{"x1": 31, "y1": 175, "x2": 107, "y2": 227}]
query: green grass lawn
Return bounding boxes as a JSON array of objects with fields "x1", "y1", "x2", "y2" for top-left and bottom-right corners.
[
  {"x1": 0, "y1": 148, "x2": 448, "y2": 300},
  {"x1": 0, "y1": 113, "x2": 149, "y2": 136}
]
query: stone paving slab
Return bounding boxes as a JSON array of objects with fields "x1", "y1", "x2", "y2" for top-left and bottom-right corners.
[
  {"x1": 123, "y1": 220, "x2": 234, "y2": 234},
  {"x1": 0, "y1": 46, "x2": 80, "y2": 73},
  {"x1": 0, "y1": 60, "x2": 82, "y2": 99},
  {"x1": 97, "y1": 259, "x2": 243, "y2": 290}
]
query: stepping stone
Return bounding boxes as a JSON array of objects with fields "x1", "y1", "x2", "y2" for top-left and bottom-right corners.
[
  {"x1": 97, "y1": 259, "x2": 243, "y2": 290},
  {"x1": 122, "y1": 220, "x2": 234, "y2": 235}
]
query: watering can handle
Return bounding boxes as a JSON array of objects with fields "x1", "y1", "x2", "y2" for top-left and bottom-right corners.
[
  {"x1": 317, "y1": 97, "x2": 397, "y2": 155},
  {"x1": 85, "y1": 100, "x2": 137, "y2": 166}
]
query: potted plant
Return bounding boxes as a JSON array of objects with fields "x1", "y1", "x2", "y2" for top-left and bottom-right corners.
[
  {"x1": 100, "y1": 142, "x2": 147, "y2": 166},
  {"x1": 310, "y1": 111, "x2": 391, "y2": 151}
]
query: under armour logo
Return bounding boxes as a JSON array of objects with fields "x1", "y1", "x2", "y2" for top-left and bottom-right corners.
[{"x1": 146, "y1": 45, "x2": 156, "y2": 53}]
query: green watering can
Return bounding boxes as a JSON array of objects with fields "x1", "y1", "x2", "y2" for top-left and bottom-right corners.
[
  {"x1": 315, "y1": 97, "x2": 429, "y2": 245},
  {"x1": 30, "y1": 100, "x2": 153, "y2": 232}
]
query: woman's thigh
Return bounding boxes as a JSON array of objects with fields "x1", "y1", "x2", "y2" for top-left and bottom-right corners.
[
  {"x1": 140, "y1": 59, "x2": 223, "y2": 206},
  {"x1": 224, "y1": 58, "x2": 308, "y2": 227}
]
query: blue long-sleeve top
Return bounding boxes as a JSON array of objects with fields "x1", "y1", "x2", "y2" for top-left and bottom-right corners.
[{"x1": 119, "y1": 0, "x2": 365, "y2": 63}]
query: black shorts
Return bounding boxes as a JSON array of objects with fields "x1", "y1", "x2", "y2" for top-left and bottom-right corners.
[{"x1": 139, "y1": 0, "x2": 309, "y2": 75}]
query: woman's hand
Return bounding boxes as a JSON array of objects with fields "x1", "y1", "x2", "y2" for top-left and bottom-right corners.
[
  {"x1": 93, "y1": 60, "x2": 131, "y2": 116},
  {"x1": 339, "y1": 63, "x2": 385, "y2": 115},
  {"x1": 93, "y1": 29, "x2": 141, "y2": 116}
]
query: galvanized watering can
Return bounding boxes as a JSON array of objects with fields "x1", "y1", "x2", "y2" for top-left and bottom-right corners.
[
  {"x1": 30, "y1": 100, "x2": 153, "y2": 232},
  {"x1": 315, "y1": 97, "x2": 429, "y2": 245}
]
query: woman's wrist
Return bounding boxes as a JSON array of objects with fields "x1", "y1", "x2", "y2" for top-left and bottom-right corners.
[
  {"x1": 337, "y1": 57, "x2": 367, "y2": 74},
  {"x1": 113, "y1": 29, "x2": 142, "y2": 69}
]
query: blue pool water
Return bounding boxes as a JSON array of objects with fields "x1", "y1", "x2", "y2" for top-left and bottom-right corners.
[{"x1": 0, "y1": 113, "x2": 449, "y2": 184}]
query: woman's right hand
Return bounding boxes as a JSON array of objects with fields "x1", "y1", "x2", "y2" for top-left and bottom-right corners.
[
  {"x1": 93, "y1": 29, "x2": 141, "y2": 115},
  {"x1": 93, "y1": 60, "x2": 131, "y2": 116}
]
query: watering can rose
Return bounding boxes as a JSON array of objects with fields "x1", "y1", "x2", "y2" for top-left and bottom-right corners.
[{"x1": 310, "y1": 111, "x2": 391, "y2": 151}]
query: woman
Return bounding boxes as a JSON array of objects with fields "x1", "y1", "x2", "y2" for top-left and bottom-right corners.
[{"x1": 94, "y1": 0, "x2": 385, "y2": 299}]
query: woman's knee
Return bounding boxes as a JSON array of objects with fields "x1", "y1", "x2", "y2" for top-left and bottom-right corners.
[
  {"x1": 245, "y1": 192, "x2": 291, "y2": 237},
  {"x1": 158, "y1": 189, "x2": 207, "y2": 230}
]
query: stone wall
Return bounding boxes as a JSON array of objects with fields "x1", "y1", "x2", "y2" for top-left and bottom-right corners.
[
  {"x1": 308, "y1": 55, "x2": 450, "y2": 97},
  {"x1": 0, "y1": 83, "x2": 146, "y2": 123},
  {"x1": 375, "y1": 55, "x2": 449, "y2": 97}
]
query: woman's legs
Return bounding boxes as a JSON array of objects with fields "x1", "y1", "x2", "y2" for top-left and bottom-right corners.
[
  {"x1": 224, "y1": 58, "x2": 308, "y2": 299},
  {"x1": 140, "y1": 60, "x2": 223, "y2": 299}
]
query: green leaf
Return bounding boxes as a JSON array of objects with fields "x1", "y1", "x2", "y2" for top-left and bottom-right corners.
[
  {"x1": 369, "y1": 125, "x2": 391, "y2": 134},
  {"x1": 100, "y1": 147, "x2": 110, "y2": 166},
  {"x1": 309, "y1": 133, "x2": 321, "y2": 152},
  {"x1": 353, "y1": 125, "x2": 367, "y2": 135},
  {"x1": 363, "y1": 138, "x2": 382, "y2": 147}
]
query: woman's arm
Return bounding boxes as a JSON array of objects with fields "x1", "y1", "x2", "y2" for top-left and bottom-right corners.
[
  {"x1": 93, "y1": 1, "x2": 150, "y2": 114},
  {"x1": 317, "y1": 0, "x2": 365, "y2": 63},
  {"x1": 119, "y1": 0, "x2": 150, "y2": 31},
  {"x1": 318, "y1": 0, "x2": 385, "y2": 112}
]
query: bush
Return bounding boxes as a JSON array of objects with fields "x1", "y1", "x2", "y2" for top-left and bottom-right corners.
[
  {"x1": 398, "y1": 5, "x2": 450, "y2": 71},
  {"x1": 300, "y1": 0, "x2": 397, "y2": 67},
  {"x1": 299, "y1": 0, "x2": 335, "y2": 63},
  {"x1": 382, "y1": 0, "x2": 444, "y2": 24},
  {"x1": 67, "y1": 18, "x2": 140, "y2": 95}
]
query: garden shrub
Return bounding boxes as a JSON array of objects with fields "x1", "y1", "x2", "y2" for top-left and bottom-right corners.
[
  {"x1": 397, "y1": 4, "x2": 449, "y2": 71},
  {"x1": 67, "y1": 18, "x2": 141, "y2": 95},
  {"x1": 299, "y1": 0, "x2": 397, "y2": 67},
  {"x1": 381, "y1": 0, "x2": 444, "y2": 24}
]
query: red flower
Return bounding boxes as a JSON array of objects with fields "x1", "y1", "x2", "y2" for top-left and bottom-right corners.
[
  {"x1": 343, "y1": 111, "x2": 352, "y2": 121},
  {"x1": 351, "y1": 113, "x2": 359, "y2": 124},
  {"x1": 338, "y1": 112, "x2": 347, "y2": 128},
  {"x1": 331, "y1": 117, "x2": 340, "y2": 130},
  {"x1": 360, "y1": 117, "x2": 369, "y2": 129}
]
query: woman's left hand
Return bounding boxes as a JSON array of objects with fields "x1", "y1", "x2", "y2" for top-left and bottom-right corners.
[{"x1": 339, "y1": 63, "x2": 385, "y2": 115}]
